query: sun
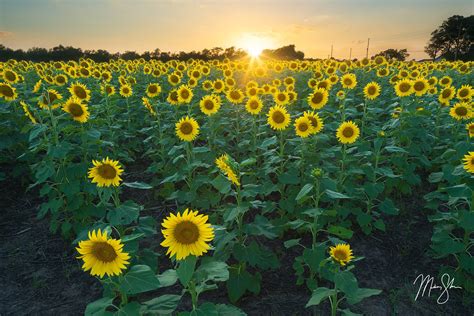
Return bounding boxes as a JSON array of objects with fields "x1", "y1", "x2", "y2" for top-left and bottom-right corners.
[
  {"x1": 247, "y1": 45, "x2": 263, "y2": 58},
  {"x1": 237, "y1": 33, "x2": 273, "y2": 58}
]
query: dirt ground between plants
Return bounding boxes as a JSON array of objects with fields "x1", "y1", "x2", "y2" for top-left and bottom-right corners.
[{"x1": 1, "y1": 179, "x2": 472, "y2": 315}]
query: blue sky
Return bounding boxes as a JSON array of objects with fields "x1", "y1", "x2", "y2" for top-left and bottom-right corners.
[{"x1": 0, "y1": 0, "x2": 472, "y2": 59}]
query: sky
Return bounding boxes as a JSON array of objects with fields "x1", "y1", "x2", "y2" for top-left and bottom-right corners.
[{"x1": 0, "y1": 0, "x2": 472, "y2": 60}]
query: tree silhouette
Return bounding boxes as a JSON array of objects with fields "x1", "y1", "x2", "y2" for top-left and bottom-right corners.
[
  {"x1": 261, "y1": 45, "x2": 305, "y2": 60},
  {"x1": 425, "y1": 15, "x2": 473, "y2": 60},
  {"x1": 373, "y1": 48, "x2": 409, "y2": 61}
]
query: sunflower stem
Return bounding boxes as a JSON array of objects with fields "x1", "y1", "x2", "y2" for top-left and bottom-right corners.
[{"x1": 279, "y1": 130, "x2": 285, "y2": 174}]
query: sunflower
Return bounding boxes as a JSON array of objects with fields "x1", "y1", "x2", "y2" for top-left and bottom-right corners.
[
  {"x1": 226, "y1": 89, "x2": 245, "y2": 104},
  {"x1": 33, "y1": 80, "x2": 42, "y2": 93},
  {"x1": 88, "y1": 157, "x2": 124, "y2": 187},
  {"x1": 274, "y1": 91, "x2": 290, "y2": 106},
  {"x1": 336, "y1": 121, "x2": 360, "y2": 144},
  {"x1": 0, "y1": 82, "x2": 18, "y2": 101},
  {"x1": 167, "y1": 89, "x2": 179, "y2": 105},
  {"x1": 307, "y1": 88, "x2": 329, "y2": 110},
  {"x1": 412, "y1": 78, "x2": 429, "y2": 96},
  {"x1": 176, "y1": 116, "x2": 199, "y2": 142},
  {"x1": 54, "y1": 74, "x2": 68, "y2": 86},
  {"x1": 466, "y1": 122, "x2": 474, "y2": 138},
  {"x1": 177, "y1": 85, "x2": 193, "y2": 104},
  {"x1": 294, "y1": 116, "x2": 313, "y2": 138},
  {"x1": 3, "y1": 69, "x2": 20, "y2": 83},
  {"x1": 336, "y1": 90, "x2": 346, "y2": 100},
  {"x1": 168, "y1": 73, "x2": 181, "y2": 86},
  {"x1": 20, "y1": 101, "x2": 37, "y2": 124},
  {"x1": 38, "y1": 89, "x2": 62, "y2": 109},
  {"x1": 199, "y1": 95, "x2": 221, "y2": 116},
  {"x1": 63, "y1": 97, "x2": 89, "y2": 123},
  {"x1": 329, "y1": 243, "x2": 354, "y2": 266},
  {"x1": 457, "y1": 85, "x2": 473, "y2": 101},
  {"x1": 69, "y1": 82, "x2": 91, "y2": 101},
  {"x1": 119, "y1": 84, "x2": 133, "y2": 98},
  {"x1": 146, "y1": 83, "x2": 162, "y2": 98},
  {"x1": 245, "y1": 96, "x2": 263, "y2": 115},
  {"x1": 341, "y1": 73, "x2": 357, "y2": 89},
  {"x1": 213, "y1": 79, "x2": 225, "y2": 93},
  {"x1": 267, "y1": 105, "x2": 291, "y2": 130},
  {"x1": 215, "y1": 154, "x2": 240, "y2": 186},
  {"x1": 439, "y1": 76, "x2": 452, "y2": 87},
  {"x1": 161, "y1": 209, "x2": 214, "y2": 260},
  {"x1": 449, "y1": 102, "x2": 472, "y2": 121},
  {"x1": 303, "y1": 111, "x2": 324, "y2": 134},
  {"x1": 101, "y1": 84, "x2": 115, "y2": 96},
  {"x1": 142, "y1": 97, "x2": 156, "y2": 116},
  {"x1": 76, "y1": 229, "x2": 130, "y2": 278},
  {"x1": 394, "y1": 79, "x2": 413, "y2": 97},
  {"x1": 438, "y1": 86, "x2": 455, "y2": 105},
  {"x1": 462, "y1": 151, "x2": 474, "y2": 174},
  {"x1": 363, "y1": 82, "x2": 381, "y2": 100}
]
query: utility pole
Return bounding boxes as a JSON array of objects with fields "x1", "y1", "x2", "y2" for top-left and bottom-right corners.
[
  {"x1": 349, "y1": 48, "x2": 352, "y2": 60},
  {"x1": 330, "y1": 45, "x2": 333, "y2": 59},
  {"x1": 366, "y1": 38, "x2": 370, "y2": 59}
]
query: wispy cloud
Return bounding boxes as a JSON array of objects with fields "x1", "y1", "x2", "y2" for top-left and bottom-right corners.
[{"x1": 0, "y1": 31, "x2": 13, "y2": 38}]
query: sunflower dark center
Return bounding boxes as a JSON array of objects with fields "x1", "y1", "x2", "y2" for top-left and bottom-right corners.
[
  {"x1": 91, "y1": 242, "x2": 117, "y2": 263},
  {"x1": 74, "y1": 86, "x2": 87, "y2": 99},
  {"x1": 459, "y1": 89, "x2": 468, "y2": 98},
  {"x1": 230, "y1": 91, "x2": 240, "y2": 100},
  {"x1": 148, "y1": 85, "x2": 158, "y2": 93},
  {"x1": 309, "y1": 117, "x2": 318, "y2": 127},
  {"x1": 342, "y1": 127, "x2": 354, "y2": 138},
  {"x1": 344, "y1": 78, "x2": 352, "y2": 86},
  {"x1": 312, "y1": 92, "x2": 323, "y2": 104},
  {"x1": 414, "y1": 82, "x2": 425, "y2": 91},
  {"x1": 204, "y1": 100, "x2": 214, "y2": 110},
  {"x1": 368, "y1": 86, "x2": 376, "y2": 95},
  {"x1": 333, "y1": 249, "x2": 347, "y2": 261},
  {"x1": 249, "y1": 100, "x2": 259, "y2": 110},
  {"x1": 0, "y1": 85, "x2": 14, "y2": 97},
  {"x1": 174, "y1": 221, "x2": 199, "y2": 244},
  {"x1": 48, "y1": 92, "x2": 58, "y2": 103},
  {"x1": 98, "y1": 164, "x2": 117, "y2": 180},
  {"x1": 455, "y1": 106, "x2": 468, "y2": 116},
  {"x1": 69, "y1": 103, "x2": 84, "y2": 117},
  {"x1": 399, "y1": 83, "x2": 410, "y2": 92},
  {"x1": 298, "y1": 122, "x2": 309, "y2": 132},
  {"x1": 180, "y1": 122, "x2": 193, "y2": 135},
  {"x1": 170, "y1": 91, "x2": 179, "y2": 101},
  {"x1": 278, "y1": 94, "x2": 286, "y2": 101},
  {"x1": 272, "y1": 111, "x2": 285, "y2": 124},
  {"x1": 5, "y1": 71, "x2": 16, "y2": 82},
  {"x1": 442, "y1": 90, "x2": 451, "y2": 98},
  {"x1": 180, "y1": 90, "x2": 190, "y2": 99}
]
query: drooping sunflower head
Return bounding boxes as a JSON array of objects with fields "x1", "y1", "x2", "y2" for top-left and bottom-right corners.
[
  {"x1": 0, "y1": 82, "x2": 18, "y2": 101},
  {"x1": 199, "y1": 95, "x2": 221, "y2": 116},
  {"x1": 142, "y1": 97, "x2": 156, "y2": 116},
  {"x1": 76, "y1": 229, "x2": 130, "y2": 278},
  {"x1": 161, "y1": 209, "x2": 215, "y2": 260},
  {"x1": 215, "y1": 153, "x2": 240, "y2": 186},
  {"x1": 177, "y1": 85, "x2": 193, "y2": 104},
  {"x1": 294, "y1": 116, "x2": 313, "y2": 138},
  {"x1": 267, "y1": 105, "x2": 291, "y2": 131},
  {"x1": 226, "y1": 89, "x2": 245, "y2": 104},
  {"x1": 88, "y1": 157, "x2": 124, "y2": 187},
  {"x1": 363, "y1": 82, "x2": 381, "y2": 100},
  {"x1": 33, "y1": 80, "x2": 42, "y2": 93},
  {"x1": 245, "y1": 96, "x2": 264, "y2": 115},
  {"x1": 119, "y1": 84, "x2": 133, "y2": 98},
  {"x1": 63, "y1": 97, "x2": 89, "y2": 123},
  {"x1": 38, "y1": 89, "x2": 62, "y2": 108},
  {"x1": 329, "y1": 243, "x2": 354, "y2": 266},
  {"x1": 303, "y1": 111, "x2": 324, "y2": 134},
  {"x1": 175, "y1": 116, "x2": 200, "y2": 142},
  {"x1": 146, "y1": 83, "x2": 162, "y2": 98},
  {"x1": 341, "y1": 73, "x2": 357, "y2": 89},
  {"x1": 449, "y1": 102, "x2": 472, "y2": 121},
  {"x1": 69, "y1": 82, "x2": 91, "y2": 101},
  {"x1": 20, "y1": 101, "x2": 37, "y2": 124},
  {"x1": 336, "y1": 121, "x2": 360, "y2": 144},
  {"x1": 307, "y1": 88, "x2": 329, "y2": 110},
  {"x1": 462, "y1": 151, "x2": 474, "y2": 174},
  {"x1": 394, "y1": 79, "x2": 413, "y2": 97}
]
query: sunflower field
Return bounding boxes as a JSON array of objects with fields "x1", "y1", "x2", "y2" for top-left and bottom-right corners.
[{"x1": 1, "y1": 56, "x2": 473, "y2": 315}]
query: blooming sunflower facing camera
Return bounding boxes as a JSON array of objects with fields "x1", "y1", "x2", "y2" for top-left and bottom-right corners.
[
  {"x1": 449, "y1": 102, "x2": 472, "y2": 121},
  {"x1": 76, "y1": 229, "x2": 130, "y2": 278},
  {"x1": 307, "y1": 88, "x2": 329, "y2": 110},
  {"x1": 245, "y1": 96, "x2": 263, "y2": 115},
  {"x1": 63, "y1": 97, "x2": 90, "y2": 123},
  {"x1": 199, "y1": 95, "x2": 221, "y2": 116},
  {"x1": 363, "y1": 82, "x2": 381, "y2": 100},
  {"x1": 303, "y1": 111, "x2": 324, "y2": 135},
  {"x1": 294, "y1": 116, "x2": 313, "y2": 138},
  {"x1": 267, "y1": 105, "x2": 291, "y2": 130},
  {"x1": 329, "y1": 243, "x2": 354, "y2": 266},
  {"x1": 69, "y1": 82, "x2": 91, "y2": 101},
  {"x1": 161, "y1": 209, "x2": 214, "y2": 260},
  {"x1": 176, "y1": 116, "x2": 200, "y2": 142},
  {"x1": 336, "y1": 121, "x2": 360, "y2": 144},
  {"x1": 88, "y1": 157, "x2": 124, "y2": 187}
]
